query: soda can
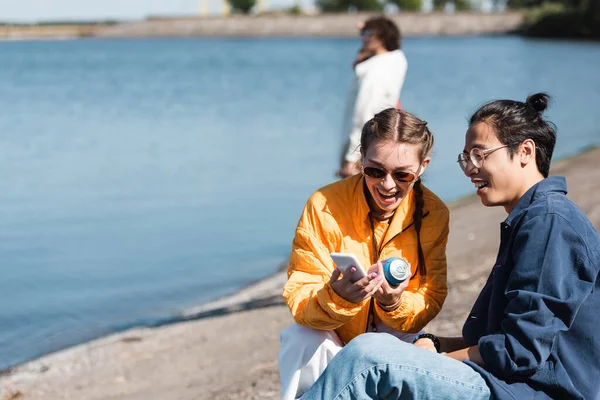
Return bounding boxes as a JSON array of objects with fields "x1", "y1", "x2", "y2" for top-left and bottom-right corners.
[{"x1": 383, "y1": 257, "x2": 411, "y2": 286}]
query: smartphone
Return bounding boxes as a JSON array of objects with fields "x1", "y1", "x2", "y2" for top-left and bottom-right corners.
[{"x1": 330, "y1": 252, "x2": 367, "y2": 282}]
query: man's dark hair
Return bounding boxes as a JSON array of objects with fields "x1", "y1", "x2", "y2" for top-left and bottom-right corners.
[{"x1": 469, "y1": 93, "x2": 557, "y2": 178}]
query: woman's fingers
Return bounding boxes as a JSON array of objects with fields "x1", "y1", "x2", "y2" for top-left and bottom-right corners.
[
  {"x1": 329, "y1": 268, "x2": 341, "y2": 284},
  {"x1": 332, "y1": 267, "x2": 388, "y2": 303},
  {"x1": 350, "y1": 273, "x2": 383, "y2": 298},
  {"x1": 366, "y1": 276, "x2": 384, "y2": 297}
]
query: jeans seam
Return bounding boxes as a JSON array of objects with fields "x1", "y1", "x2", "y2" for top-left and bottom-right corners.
[{"x1": 333, "y1": 363, "x2": 489, "y2": 399}]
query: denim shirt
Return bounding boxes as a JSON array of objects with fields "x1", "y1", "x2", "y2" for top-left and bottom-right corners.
[{"x1": 462, "y1": 177, "x2": 600, "y2": 400}]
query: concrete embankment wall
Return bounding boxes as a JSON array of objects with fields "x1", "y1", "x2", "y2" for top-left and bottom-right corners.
[
  {"x1": 0, "y1": 25, "x2": 101, "y2": 40},
  {"x1": 97, "y1": 13, "x2": 523, "y2": 38},
  {"x1": 1, "y1": 13, "x2": 524, "y2": 40}
]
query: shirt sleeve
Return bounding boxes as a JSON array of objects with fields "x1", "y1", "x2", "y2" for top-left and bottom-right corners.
[
  {"x1": 478, "y1": 214, "x2": 596, "y2": 378},
  {"x1": 375, "y1": 208, "x2": 449, "y2": 332},
  {"x1": 282, "y1": 198, "x2": 365, "y2": 330}
]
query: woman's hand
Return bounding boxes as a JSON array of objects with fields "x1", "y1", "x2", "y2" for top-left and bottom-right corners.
[
  {"x1": 329, "y1": 267, "x2": 384, "y2": 304},
  {"x1": 368, "y1": 261, "x2": 409, "y2": 310}
]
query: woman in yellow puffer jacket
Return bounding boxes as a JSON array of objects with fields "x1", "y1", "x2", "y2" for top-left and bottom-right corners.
[{"x1": 278, "y1": 108, "x2": 450, "y2": 400}]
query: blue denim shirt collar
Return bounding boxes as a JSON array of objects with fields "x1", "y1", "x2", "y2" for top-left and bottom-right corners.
[{"x1": 504, "y1": 176, "x2": 568, "y2": 227}]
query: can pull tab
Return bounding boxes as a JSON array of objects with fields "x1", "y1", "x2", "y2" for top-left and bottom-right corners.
[{"x1": 382, "y1": 257, "x2": 411, "y2": 287}]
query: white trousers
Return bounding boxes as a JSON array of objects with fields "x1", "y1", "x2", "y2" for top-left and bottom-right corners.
[{"x1": 278, "y1": 323, "x2": 422, "y2": 400}]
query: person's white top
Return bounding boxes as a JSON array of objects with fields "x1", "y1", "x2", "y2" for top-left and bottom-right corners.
[{"x1": 342, "y1": 49, "x2": 408, "y2": 163}]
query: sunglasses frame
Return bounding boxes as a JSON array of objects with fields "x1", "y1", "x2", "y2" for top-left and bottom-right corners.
[{"x1": 361, "y1": 165, "x2": 421, "y2": 185}]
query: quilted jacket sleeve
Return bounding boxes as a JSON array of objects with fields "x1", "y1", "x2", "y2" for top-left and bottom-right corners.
[{"x1": 282, "y1": 195, "x2": 365, "y2": 330}]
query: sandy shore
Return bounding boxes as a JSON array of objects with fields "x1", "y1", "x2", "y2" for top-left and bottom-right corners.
[{"x1": 1, "y1": 146, "x2": 599, "y2": 400}]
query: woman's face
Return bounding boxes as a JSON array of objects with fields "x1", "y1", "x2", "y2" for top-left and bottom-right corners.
[
  {"x1": 360, "y1": 28, "x2": 384, "y2": 53},
  {"x1": 362, "y1": 139, "x2": 429, "y2": 217}
]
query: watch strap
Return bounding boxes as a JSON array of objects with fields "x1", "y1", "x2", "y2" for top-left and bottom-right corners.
[{"x1": 413, "y1": 333, "x2": 441, "y2": 353}]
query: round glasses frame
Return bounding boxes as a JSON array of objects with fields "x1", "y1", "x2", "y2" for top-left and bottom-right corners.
[{"x1": 457, "y1": 143, "x2": 518, "y2": 172}]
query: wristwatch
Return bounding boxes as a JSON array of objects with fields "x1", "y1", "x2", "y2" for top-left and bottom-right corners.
[{"x1": 413, "y1": 333, "x2": 441, "y2": 353}]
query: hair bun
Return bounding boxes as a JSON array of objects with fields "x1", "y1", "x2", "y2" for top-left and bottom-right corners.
[{"x1": 526, "y1": 93, "x2": 550, "y2": 114}]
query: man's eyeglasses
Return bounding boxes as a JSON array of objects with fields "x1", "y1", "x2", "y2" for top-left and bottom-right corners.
[
  {"x1": 457, "y1": 144, "x2": 517, "y2": 172},
  {"x1": 361, "y1": 165, "x2": 420, "y2": 184}
]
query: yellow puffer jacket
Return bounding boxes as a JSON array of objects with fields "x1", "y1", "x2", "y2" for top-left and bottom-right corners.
[{"x1": 283, "y1": 174, "x2": 449, "y2": 345}]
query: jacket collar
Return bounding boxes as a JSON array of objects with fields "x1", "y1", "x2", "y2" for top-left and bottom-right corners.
[{"x1": 505, "y1": 176, "x2": 567, "y2": 226}]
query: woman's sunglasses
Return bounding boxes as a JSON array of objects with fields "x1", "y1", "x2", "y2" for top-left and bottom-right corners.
[{"x1": 361, "y1": 165, "x2": 420, "y2": 184}]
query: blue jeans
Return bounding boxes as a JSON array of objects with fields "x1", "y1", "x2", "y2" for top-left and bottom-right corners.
[{"x1": 300, "y1": 333, "x2": 492, "y2": 400}]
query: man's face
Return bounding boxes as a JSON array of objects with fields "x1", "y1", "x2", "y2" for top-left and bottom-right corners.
[{"x1": 461, "y1": 122, "x2": 523, "y2": 212}]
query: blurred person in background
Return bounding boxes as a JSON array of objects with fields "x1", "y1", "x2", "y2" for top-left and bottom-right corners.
[
  {"x1": 279, "y1": 108, "x2": 449, "y2": 400},
  {"x1": 338, "y1": 16, "x2": 408, "y2": 179}
]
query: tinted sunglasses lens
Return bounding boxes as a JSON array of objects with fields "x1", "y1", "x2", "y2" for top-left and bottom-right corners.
[
  {"x1": 361, "y1": 29, "x2": 372, "y2": 37},
  {"x1": 363, "y1": 167, "x2": 385, "y2": 179},
  {"x1": 392, "y1": 171, "x2": 416, "y2": 183}
]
